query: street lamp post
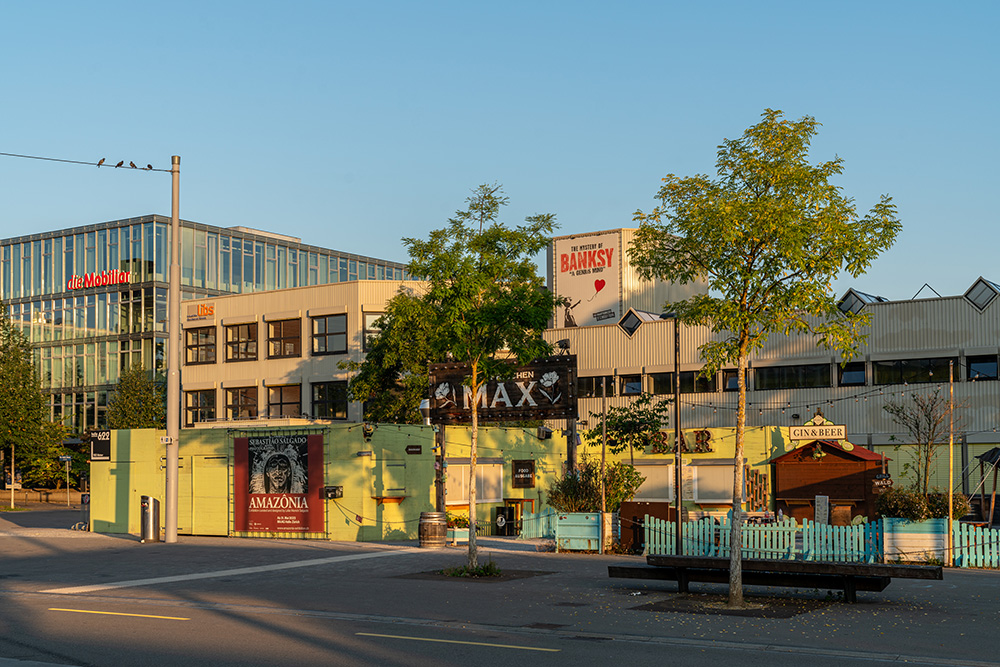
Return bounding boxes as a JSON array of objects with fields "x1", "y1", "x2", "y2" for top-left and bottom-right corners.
[
  {"x1": 165, "y1": 156, "x2": 181, "y2": 543},
  {"x1": 672, "y1": 315, "x2": 682, "y2": 555}
]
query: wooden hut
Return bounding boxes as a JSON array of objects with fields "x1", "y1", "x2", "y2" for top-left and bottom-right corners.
[{"x1": 772, "y1": 440, "x2": 887, "y2": 524}]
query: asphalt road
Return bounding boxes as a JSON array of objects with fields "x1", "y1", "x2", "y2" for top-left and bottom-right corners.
[{"x1": 0, "y1": 504, "x2": 997, "y2": 666}]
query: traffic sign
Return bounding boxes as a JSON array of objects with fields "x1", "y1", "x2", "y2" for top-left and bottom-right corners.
[{"x1": 58, "y1": 455, "x2": 72, "y2": 462}]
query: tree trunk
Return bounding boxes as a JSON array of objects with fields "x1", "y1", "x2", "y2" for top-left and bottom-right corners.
[
  {"x1": 727, "y1": 341, "x2": 749, "y2": 608},
  {"x1": 468, "y1": 361, "x2": 479, "y2": 570}
]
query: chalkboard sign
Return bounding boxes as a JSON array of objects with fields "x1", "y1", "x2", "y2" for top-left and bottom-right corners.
[{"x1": 512, "y1": 460, "x2": 535, "y2": 489}]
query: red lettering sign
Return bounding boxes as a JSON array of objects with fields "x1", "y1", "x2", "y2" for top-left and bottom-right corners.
[{"x1": 66, "y1": 270, "x2": 132, "y2": 290}]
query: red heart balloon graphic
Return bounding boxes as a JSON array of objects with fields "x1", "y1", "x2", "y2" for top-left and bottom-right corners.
[{"x1": 594, "y1": 279, "x2": 605, "y2": 293}]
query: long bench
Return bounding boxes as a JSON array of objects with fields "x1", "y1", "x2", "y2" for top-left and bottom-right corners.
[{"x1": 608, "y1": 555, "x2": 943, "y2": 603}]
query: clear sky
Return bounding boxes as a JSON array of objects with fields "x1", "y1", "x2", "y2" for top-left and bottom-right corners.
[{"x1": 2, "y1": 1, "x2": 996, "y2": 301}]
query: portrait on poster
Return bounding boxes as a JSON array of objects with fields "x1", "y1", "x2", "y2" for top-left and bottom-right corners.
[{"x1": 233, "y1": 434, "x2": 324, "y2": 533}]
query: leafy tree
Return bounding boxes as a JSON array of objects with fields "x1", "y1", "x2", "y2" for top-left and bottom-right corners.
[
  {"x1": 341, "y1": 292, "x2": 439, "y2": 424},
  {"x1": 107, "y1": 363, "x2": 166, "y2": 429},
  {"x1": 884, "y1": 386, "x2": 964, "y2": 496},
  {"x1": 583, "y1": 392, "x2": 672, "y2": 466},
  {"x1": 629, "y1": 109, "x2": 901, "y2": 606},
  {"x1": 405, "y1": 183, "x2": 561, "y2": 569},
  {"x1": 0, "y1": 313, "x2": 66, "y2": 489}
]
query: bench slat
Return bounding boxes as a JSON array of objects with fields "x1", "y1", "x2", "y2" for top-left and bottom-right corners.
[{"x1": 645, "y1": 555, "x2": 942, "y2": 580}]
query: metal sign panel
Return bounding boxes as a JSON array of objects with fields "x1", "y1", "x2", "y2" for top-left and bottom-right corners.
[
  {"x1": 512, "y1": 460, "x2": 535, "y2": 489},
  {"x1": 90, "y1": 430, "x2": 112, "y2": 462},
  {"x1": 428, "y1": 355, "x2": 577, "y2": 424}
]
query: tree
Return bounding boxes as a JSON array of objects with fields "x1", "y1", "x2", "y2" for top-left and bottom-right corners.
[
  {"x1": 341, "y1": 292, "x2": 439, "y2": 424},
  {"x1": 547, "y1": 458, "x2": 646, "y2": 513},
  {"x1": 404, "y1": 183, "x2": 562, "y2": 569},
  {"x1": 629, "y1": 109, "x2": 900, "y2": 606},
  {"x1": 0, "y1": 313, "x2": 66, "y2": 489},
  {"x1": 884, "y1": 387, "x2": 963, "y2": 496},
  {"x1": 107, "y1": 363, "x2": 166, "y2": 429},
  {"x1": 583, "y1": 392, "x2": 672, "y2": 465}
]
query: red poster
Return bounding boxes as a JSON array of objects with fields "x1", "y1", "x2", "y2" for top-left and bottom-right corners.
[{"x1": 234, "y1": 434, "x2": 324, "y2": 532}]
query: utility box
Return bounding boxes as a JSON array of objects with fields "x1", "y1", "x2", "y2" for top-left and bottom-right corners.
[{"x1": 140, "y1": 495, "x2": 160, "y2": 543}]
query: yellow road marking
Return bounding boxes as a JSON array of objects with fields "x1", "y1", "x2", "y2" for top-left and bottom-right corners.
[
  {"x1": 356, "y1": 632, "x2": 559, "y2": 652},
  {"x1": 49, "y1": 608, "x2": 190, "y2": 621}
]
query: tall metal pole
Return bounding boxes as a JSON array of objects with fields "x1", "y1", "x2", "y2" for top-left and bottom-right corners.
[
  {"x1": 947, "y1": 359, "x2": 954, "y2": 566},
  {"x1": 674, "y1": 316, "x2": 682, "y2": 555},
  {"x1": 600, "y1": 376, "x2": 607, "y2": 555},
  {"x1": 165, "y1": 155, "x2": 181, "y2": 543}
]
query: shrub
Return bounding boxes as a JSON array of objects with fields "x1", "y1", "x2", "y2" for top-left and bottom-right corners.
[
  {"x1": 876, "y1": 487, "x2": 970, "y2": 520},
  {"x1": 546, "y1": 457, "x2": 645, "y2": 513}
]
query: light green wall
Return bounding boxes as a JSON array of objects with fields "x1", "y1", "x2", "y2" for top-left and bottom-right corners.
[{"x1": 90, "y1": 428, "x2": 165, "y2": 534}]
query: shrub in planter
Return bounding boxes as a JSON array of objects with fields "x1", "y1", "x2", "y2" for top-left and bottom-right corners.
[
  {"x1": 547, "y1": 458, "x2": 645, "y2": 513},
  {"x1": 876, "y1": 486, "x2": 969, "y2": 520}
]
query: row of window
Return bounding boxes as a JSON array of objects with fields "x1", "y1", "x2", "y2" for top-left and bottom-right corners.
[
  {"x1": 578, "y1": 356, "x2": 998, "y2": 397},
  {"x1": 184, "y1": 381, "x2": 348, "y2": 426},
  {"x1": 1, "y1": 221, "x2": 411, "y2": 300},
  {"x1": 185, "y1": 314, "x2": 382, "y2": 365}
]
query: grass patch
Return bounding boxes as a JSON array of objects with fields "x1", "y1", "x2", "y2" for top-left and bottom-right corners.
[
  {"x1": 441, "y1": 556, "x2": 502, "y2": 578},
  {"x1": 0, "y1": 506, "x2": 30, "y2": 512}
]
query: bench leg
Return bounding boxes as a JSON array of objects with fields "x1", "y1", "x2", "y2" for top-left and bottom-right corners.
[
  {"x1": 843, "y1": 576, "x2": 857, "y2": 603},
  {"x1": 677, "y1": 568, "x2": 689, "y2": 594}
]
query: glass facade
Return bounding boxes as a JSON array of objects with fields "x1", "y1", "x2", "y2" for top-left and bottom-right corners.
[{"x1": 1, "y1": 215, "x2": 412, "y2": 433}]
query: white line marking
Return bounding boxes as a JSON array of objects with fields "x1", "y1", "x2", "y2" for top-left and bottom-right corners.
[{"x1": 42, "y1": 549, "x2": 413, "y2": 594}]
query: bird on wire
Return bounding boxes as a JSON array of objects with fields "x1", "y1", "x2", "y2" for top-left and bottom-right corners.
[
  {"x1": 97, "y1": 158, "x2": 105, "y2": 168},
  {"x1": 115, "y1": 161, "x2": 124, "y2": 168},
  {"x1": 145, "y1": 164, "x2": 152, "y2": 170},
  {"x1": 129, "y1": 161, "x2": 137, "y2": 169}
]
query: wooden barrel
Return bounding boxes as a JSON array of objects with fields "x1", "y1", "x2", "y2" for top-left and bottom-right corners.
[{"x1": 419, "y1": 511, "x2": 447, "y2": 548}]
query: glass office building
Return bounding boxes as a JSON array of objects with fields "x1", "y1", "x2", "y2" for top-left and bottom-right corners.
[{"x1": 0, "y1": 214, "x2": 412, "y2": 433}]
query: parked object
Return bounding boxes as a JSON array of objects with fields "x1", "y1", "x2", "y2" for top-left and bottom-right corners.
[{"x1": 140, "y1": 495, "x2": 160, "y2": 543}]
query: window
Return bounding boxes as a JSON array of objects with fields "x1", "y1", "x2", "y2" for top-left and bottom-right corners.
[
  {"x1": 363, "y1": 313, "x2": 383, "y2": 352},
  {"x1": 578, "y1": 375, "x2": 615, "y2": 398},
  {"x1": 226, "y1": 387, "x2": 257, "y2": 420},
  {"x1": 185, "y1": 327, "x2": 216, "y2": 365},
  {"x1": 838, "y1": 361, "x2": 866, "y2": 386},
  {"x1": 873, "y1": 357, "x2": 957, "y2": 385},
  {"x1": 651, "y1": 372, "x2": 673, "y2": 395},
  {"x1": 693, "y1": 463, "x2": 734, "y2": 502},
  {"x1": 267, "y1": 318, "x2": 301, "y2": 358},
  {"x1": 445, "y1": 461, "x2": 504, "y2": 504},
  {"x1": 185, "y1": 389, "x2": 215, "y2": 426},
  {"x1": 312, "y1": 381, "x2": 348, "y2": 420},
  {"x1": 312, "y1": 314, "x2": 347, "y2": 355},
  {"x1": 619, "y1": 374, "x2": 642, "y2": 396},
  {"x1": 722, "y1": 369, "x2": 744, "y2": 392},
  {"x1": 649, "y1": 371, "x2": 715, "y2": 394},
  {"x1": 268, "y1": 384, "x2": 301, "y2": 417},
  {"x1": 968, "y1": 355, "x2": 998, "y2": 381},
  {"x1": 755, "y1": 364, "x2": 830, "y2": 390},
  {"x1": 633, "y1": 464, "x2": 675, "y2": 502},
  {"x1": 226, "y1": 323, "x2": 257, "y2": 361}
]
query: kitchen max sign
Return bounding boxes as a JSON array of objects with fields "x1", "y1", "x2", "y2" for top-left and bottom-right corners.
[{"x1": 428, "y1": 355, "x2": 577, "y2": 424}]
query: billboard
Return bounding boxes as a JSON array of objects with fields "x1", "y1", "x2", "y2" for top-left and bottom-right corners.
[
  {"x1": 428, "y1": 355, "x2": 577, "y2": 424},
  {"x1": 553, "y1": 231, "x2": 620, "y2": 327},
  {"x1": 234, "y1": 434, "x2": 324, "y2": 532}
]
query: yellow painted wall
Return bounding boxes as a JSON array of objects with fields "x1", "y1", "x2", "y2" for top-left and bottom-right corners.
[{"x1": 90, "y1": 429, "x2": 166, "y2": 535}]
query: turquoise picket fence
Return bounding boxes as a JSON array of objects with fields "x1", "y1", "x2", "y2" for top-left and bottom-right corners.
[
  {"x1": 520, "y1": 507, "x2": 558, "y2": 539},
  {"x1": 953, "y1": 522, "x2": 1000, "y2": 568},
  {"x1": 644, "y1": 515, "x2": 798, "y2": 559},
  {"x1": 801, "y1": 518, "x2": 882, "y2": 562}
]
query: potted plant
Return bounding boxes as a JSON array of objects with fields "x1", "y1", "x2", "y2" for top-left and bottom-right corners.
[
  {"x1": 878, "y1": 487, "x2": 970, "y2": 562},
  {"x1": 446, "y1": 512, "x2": 469, "y2": 544}
]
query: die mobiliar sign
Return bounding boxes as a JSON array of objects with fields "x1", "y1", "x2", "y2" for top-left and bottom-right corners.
[
  {"x1": 66, "y1": 269, "x2": 132, "y2": 290},
  {"x1": 428, "y1": 355, "x2": 577, "y2": 424}
]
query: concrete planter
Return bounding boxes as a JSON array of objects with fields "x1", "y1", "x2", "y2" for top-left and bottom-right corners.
[{"x1": 883, "y1": 518, "x2": 946, "y2": 563}]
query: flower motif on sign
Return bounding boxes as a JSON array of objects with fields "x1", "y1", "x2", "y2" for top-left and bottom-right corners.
[
  {"x1": 538, "y1": 371, "x2": 561, "y2": 404},
  {"x1": 434, "y1": 382, "x2": 456, "y2": 407}
]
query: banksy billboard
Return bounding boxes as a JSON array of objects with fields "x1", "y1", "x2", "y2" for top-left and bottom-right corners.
[
  {"x1": 428, "y1": 355, "x2": 577, "y2": 424},
  {"x1": 553, "y1": 231, "x2": 620, "y2": 327}
]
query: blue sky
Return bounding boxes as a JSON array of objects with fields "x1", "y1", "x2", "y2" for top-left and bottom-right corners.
[{"x1": 2, "y1": 1, "x2": 996, "y2": 301}]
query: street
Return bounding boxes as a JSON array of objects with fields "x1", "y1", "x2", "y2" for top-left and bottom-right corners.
[{"x1": 0, "y1": 505, "x2": 996, "y2": 666}]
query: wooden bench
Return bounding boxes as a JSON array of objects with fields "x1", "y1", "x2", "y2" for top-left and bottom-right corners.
[{"x1": 608, "y1": 555, "x2": 943, "y2": 603}]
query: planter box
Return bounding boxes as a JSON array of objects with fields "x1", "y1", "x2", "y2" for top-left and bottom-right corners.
[
  {"x1": 447, "y1": 528, "x2": 469, "y2": 544},
  {"x1": 883, "y1": 518, "x2": 946, "y2": 563},
  {"x1": 556, "y1": 512, "x2": 602, "y2": 551}
]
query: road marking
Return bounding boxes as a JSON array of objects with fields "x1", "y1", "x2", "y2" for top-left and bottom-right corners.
[
  {"x1": 42, "y1": 549, "x2": 413, "y2": 594},
  {"x1": 49, "y1": 608, "x2": 189, "y2": 621},
  {"x1": 357, "y1": 632, "x2": 560, "y2": 652}
]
